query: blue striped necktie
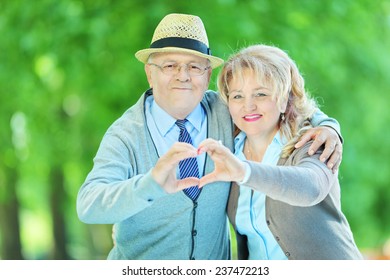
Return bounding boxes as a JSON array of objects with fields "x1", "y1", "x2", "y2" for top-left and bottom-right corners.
[{"x1": 176, "y1": 119, "x2": 201, "y2": 200}]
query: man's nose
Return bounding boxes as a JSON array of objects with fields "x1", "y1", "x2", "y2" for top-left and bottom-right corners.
[{"x1": 176, "y1": 65, "x2": 191, "y2": 80}]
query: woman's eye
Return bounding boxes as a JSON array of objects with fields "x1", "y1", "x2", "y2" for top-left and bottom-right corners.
[{"x1": 255, "y1": 92, "x2": 266, "y2": 97}]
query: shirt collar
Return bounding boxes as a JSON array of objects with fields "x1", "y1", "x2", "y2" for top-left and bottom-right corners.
[
  {"x1": 184, "y1": 105, "x2": 203, "y2": 132},
  {"x1": 273, "y1": 131, "x2": 287, "y2": 146},
  {"x1": 234, "y1": 130, "x2": 287, "y2": 148},
  {"x1": 234, "y1": 131, "x2": 247, "y2": 147},
  {"x1": 151, "y1": 99, "x2": 203, "y2": 137}
]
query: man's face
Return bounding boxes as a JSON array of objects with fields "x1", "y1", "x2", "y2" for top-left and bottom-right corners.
[{"x1": 145, "y1": 52, "x2": 212, "y2": 120}]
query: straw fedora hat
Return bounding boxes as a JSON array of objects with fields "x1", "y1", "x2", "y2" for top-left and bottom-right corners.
[{"x1": 135, "y1": 13, "x2": 224, "y2": 69}]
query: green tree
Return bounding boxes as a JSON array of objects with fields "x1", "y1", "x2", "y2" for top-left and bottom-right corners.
[{"x1": 1, "y1": 0, "x2": 389, "y2": 259}]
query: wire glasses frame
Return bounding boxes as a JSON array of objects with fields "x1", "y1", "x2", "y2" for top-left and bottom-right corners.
[{"x1": 147, "y1": 62, "x2": 211, "y2": 76}]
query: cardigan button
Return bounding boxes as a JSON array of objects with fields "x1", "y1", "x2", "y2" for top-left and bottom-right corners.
[
  {"x1": 192, "y1": 230, "x2": 197, "y2": 236},
  {"x1": 266, "y1": 220, "x2": 270, "y2": 225},
  {"x1": 285, "y1": 252, "x2": 291, "y2": 257}
]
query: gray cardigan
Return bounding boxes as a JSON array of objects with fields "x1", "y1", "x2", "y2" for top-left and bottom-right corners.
[
  {"x1": 77, "y1": 89, "x2": 234, "y2": 259},
  {"x1": 227, "y1": 142, "x2": 363, "y2": 260}
]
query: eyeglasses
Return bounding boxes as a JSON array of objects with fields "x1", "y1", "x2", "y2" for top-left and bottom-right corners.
[{"x1": 147, "y1": 62, "x2": 210, "y2": 76}]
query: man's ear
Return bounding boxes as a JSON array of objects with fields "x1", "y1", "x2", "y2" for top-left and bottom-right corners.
[
  {"x1": 145, "y1": 64, "x2": 153, "y2": 88},
  {"x1": 206, "y1": 67, "x2": 212, "y2": 84}
]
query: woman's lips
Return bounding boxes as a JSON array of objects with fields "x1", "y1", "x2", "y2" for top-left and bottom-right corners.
[{"x1": 243, "y1": 114, "x2": 262, "y2": 122}]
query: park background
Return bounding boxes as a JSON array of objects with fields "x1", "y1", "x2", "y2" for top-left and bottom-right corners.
[{"x1": 1, "y1": 0, "x2": 390, "y2": 260}]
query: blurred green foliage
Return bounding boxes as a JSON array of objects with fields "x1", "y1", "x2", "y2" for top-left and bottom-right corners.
[{"x1": 1, "y1": 0, "x2": 389, "y2": 259}]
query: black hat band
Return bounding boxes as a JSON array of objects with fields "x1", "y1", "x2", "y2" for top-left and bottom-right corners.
[{"x1": 150, "y1": 37, "x2": 211, "y2": 55}]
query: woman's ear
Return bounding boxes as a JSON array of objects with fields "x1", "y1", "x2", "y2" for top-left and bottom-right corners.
[{"x1": 279, "y1": 93, "x2": 289, "y2": 114}]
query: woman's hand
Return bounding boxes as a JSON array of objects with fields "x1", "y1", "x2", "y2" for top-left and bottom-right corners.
[{"x1": 197, "y1": 138, "x2": 247, "y2": 188}]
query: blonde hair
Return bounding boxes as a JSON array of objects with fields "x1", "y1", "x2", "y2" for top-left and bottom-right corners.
[{"x1": 217, "y1": 44, "x2": 318, "y2": 157}]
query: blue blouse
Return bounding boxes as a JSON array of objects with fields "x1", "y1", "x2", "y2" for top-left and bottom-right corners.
[{"x1": 234, "y1": 131, "x2": 288, "y2": 260}]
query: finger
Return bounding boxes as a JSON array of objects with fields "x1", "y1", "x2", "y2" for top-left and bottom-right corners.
[
  {"x1": 173, "y1": 142, "x2": 200, "y2": 153},
  {"x1": 307, "y1": 133, "x2": 327, "y2": 155},
  {"x1": 198, "y1": 138, "x2": 220, "y2": 147},
  {"x1": 198, "y1": 139, "x2": 224, "y2": 155},
  {"x1": 157, "y1": 148, "x2": 197, "y2": 175},
  {"x1": 159, "y1": 151, "x2": 197, "y2": 172},
  {"x1": 202, "y1": 143, "x2": 230, "y2": 160},
  {"x1": 326, "y1": 144, "x2": 342, "y2": 173},
  {"x1": 199, "y1": 173, "x2": 219, "y2": 188},
  {"x1": 318, "y1": 140, "x2": 336, "y2": 162},
  {"x1": 295, "y1": 130, "x2": 316, "y2": 149},
  {"x1": 168, "y1": 145, "x2": 198, "y2": 162},
  {"x1": 325, "y1": 152, "x2": 339, "y2": 172},
  {"x1": 175, "y1": 149, "x2": 198, "y2": 161},
  {"x1": 177, "y1": 177, "x2": 200, "y2": 190},
  {"x1": 332, "y1": 155, "x2": 342, "y2": 174}
]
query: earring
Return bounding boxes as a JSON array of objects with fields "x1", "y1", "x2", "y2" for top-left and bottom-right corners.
[{"x1": 281, "y1": 113, "x2": 285, "y2": 121}]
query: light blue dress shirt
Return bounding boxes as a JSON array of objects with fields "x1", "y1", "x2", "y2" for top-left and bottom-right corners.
[
  {"x1": 145, "y1": 95, "x2": 207, "y2": 177},
  {"x1": 234, "y1": 130, "x2": 288, "y2": 260}
]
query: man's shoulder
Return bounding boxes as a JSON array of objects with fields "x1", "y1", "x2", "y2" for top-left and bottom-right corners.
[
  {"x1": 107, "y1": 94, "x2": 146, "y2": 132},
  {"x1": 202, "y1": 90, "x2": 226, "y2": 109},
  {"x1": 203, "y1": 89, "x2": 219, "y2": 101}
]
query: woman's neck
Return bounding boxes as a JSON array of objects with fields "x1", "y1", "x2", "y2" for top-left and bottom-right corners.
[{"x1": 244, "y1": 129, "x2": 278, "y2": 162}]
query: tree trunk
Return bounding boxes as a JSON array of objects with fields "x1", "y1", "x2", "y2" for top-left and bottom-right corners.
[
  {"x1": 0, "y1": 165, "x2": 23, "y2": 259},
  {"x1": 49, "y1": 166, "x2": 70, "y2": 259}
]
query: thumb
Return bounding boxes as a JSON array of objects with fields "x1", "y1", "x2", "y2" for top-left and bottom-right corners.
[
  {"x1": 199, "y1": 173, "x2": 218, "y2": 188},
  {"x1": 177, "y1": 177, "x2": 200, "y2": 191}
]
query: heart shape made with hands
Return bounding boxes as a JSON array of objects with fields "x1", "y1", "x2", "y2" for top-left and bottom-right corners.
[
  {"x1": 192, "y1": 140, "x2": 244, "y2": 188},
  {"x1": 158, "y1": 139, "x2": 244, "y2": 192}
]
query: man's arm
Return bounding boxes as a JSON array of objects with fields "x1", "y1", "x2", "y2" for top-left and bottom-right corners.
[{"x1": 76, "y1": 132, "x2": 167, "y2": 224}]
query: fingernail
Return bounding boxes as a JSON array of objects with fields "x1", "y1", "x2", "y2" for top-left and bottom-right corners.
[
  {"x1": 309, "y1": 150, "x2": 314, "y2": 155},
  {"x1": 328, "y1": 163, "x2": 334, "y2": 168},
  {"x1": 320, "y1": 157, "x2": 325, "y2": 162}
]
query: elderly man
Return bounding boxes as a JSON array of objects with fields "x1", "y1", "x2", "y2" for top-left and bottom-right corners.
[{"x1": 77, "y1": 13, "x2": 342, "y2": 260}]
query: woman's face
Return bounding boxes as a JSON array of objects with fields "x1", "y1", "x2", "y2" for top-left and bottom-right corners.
[{"x1": 228, "y1": 69, "x2": 281, "y2": 139}]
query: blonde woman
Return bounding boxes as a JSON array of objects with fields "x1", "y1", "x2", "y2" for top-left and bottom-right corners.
[{"x1": 198, "y1": 44, "x2": 362, "y2": 260}]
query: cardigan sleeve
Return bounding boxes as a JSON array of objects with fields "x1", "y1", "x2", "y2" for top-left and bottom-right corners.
[
  {"x1": 76, "y1": 130, "x2": 167, "y2": 224},
  {"x1": 241, "y1": 142, "x2": 338, "y2": 207}
]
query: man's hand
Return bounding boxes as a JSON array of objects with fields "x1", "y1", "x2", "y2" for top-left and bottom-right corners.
[
  {"x1": 295, "y1": 126, "x2": 342, "y2": 173},
  {"x1": 151, "y1": 142, "x2": 199, "y2": 193}
]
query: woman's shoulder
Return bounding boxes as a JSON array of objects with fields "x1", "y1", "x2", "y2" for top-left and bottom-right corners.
[{"x1": 282, "y1": 140, "x2": 324, "y2": 166}]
